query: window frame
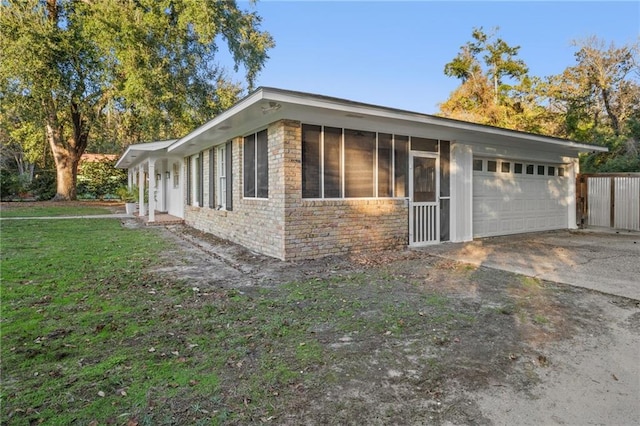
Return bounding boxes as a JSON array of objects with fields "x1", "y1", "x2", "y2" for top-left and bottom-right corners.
[
  {"x1": 243, "y1": 129, "x2": 269, "y2": 199},
  {"x1": 300, "y1": 124, "x2": 412, "y2": 200}
]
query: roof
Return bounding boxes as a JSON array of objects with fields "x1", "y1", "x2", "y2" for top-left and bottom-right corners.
[
  {"x1": 117, "y1": 87, "x2": 608, "y2": 167},
  {"x1": 81, "y1": 153, "x2": 118, "y2": 163},
  {"x1": 167, "y1": 87, "x2": 607, "y2": 156},
  {"x1": 115, "y1": 140, "x2": 177, "y2": 169}
]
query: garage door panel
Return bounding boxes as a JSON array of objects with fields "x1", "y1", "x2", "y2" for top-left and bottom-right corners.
[{"x1": 473, "y1": 160, "x2": 569, "y2": 238}]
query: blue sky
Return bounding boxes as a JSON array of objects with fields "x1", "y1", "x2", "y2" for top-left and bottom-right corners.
[{"x1": 237, "y1": 1, "x2": 639, "y2": 114}]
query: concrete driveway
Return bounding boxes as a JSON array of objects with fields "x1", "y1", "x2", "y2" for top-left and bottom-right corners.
[{"x1": 422, "y1": 229, "x2": 640, "y2": 301}]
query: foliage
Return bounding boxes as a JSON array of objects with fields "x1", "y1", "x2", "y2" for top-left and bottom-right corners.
[
  {"x1": 27, "y1": 170, "x2": 57, "y2": 201},
  {"x1": 77, "y1": 158, "x2": 127, "y2": 200},
  {"x1": 0, "y1": 0, "x2": 274, "y2": 200},
  {"x1": 115, "y1": 185, "x2": 139, "y2": 203},
  {"x1": 441, "y1": 31, "x2": 640, "y2": 172}
]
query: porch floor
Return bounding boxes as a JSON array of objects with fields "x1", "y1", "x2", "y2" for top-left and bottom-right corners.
[{"x1": 134, "y1": 211, "x2": 184, "y2": 226}]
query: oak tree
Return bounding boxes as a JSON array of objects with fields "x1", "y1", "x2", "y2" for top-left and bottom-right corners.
[{"x1": 0, "y1": 0, "x2": 274, "y2": 200}]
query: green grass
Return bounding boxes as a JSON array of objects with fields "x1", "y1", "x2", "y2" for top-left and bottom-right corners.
[
  {"x1": 2, "y1": 207, "x2": 536, "y2": 425},
  {"x1": 0, "y1": 204, "x2": 114, "y2": 217}
]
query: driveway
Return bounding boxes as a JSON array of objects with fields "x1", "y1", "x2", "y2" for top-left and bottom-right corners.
[{"x1": 422, "y1": 229, "x2": 640, "y2": 301}]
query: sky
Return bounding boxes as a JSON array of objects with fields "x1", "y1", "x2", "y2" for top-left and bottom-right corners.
[{"x1": 230, "y1": 1, "x2": 639, "y2": 114}]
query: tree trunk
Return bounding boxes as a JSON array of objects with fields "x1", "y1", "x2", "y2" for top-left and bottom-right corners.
[
  {"x1": 45, "y1": 102, "x2": 88, "y2": 201},
  {"x1": 601, "y1": 88, "x2": 621, "y2": 137}
]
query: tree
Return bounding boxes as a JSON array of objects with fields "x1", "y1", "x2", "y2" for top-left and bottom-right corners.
[
  {"x1": 0, "y1": 0, "x2": 274, "y2": 200},
  {"x1": 543, "y1": 37, "x2": 640, "y2": 172},
  {"x1": 443, "y1": 27, "x2": 528, "y2": 112}
]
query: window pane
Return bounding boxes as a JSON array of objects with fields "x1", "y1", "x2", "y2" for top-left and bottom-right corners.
[
  {"x1": 548, "y1": 166, "x2": 555, "y2": 176},
  {"x1": 344, "y1": 129, "x2": 375, "y2": 198},
  {"x1": 411, "y1": 137, "x2": 438, "y2": 152},
  {"x1": 243, "y1": 134, "x2": 256, "y2": 197},
  {"x1": 324, "y1": 127, "x2": 342, "y2": 198},
  {"x1": 526, "y1": 164, "x2": 534, "y2": 174},
  {"x1": 378, "y1": 133, "x2": 392, "y2": 197},
  {"x1": 487, "y1": 160, "x2": 497, "y2": 172},
  {"x1": 501, "y1": 162, "x2": 510, "y2": 173},
  {"x1": 413, "y1": 156, "x2": 436, "y2": 202},
  {"x1": 440, "y1": 140, "x2": 450, "y2": 197},
  {"x1": 302, "y1": 124, "x2": 321, "y2": 198},
  {"x1": 514, "y1": 163, "x2": 523, "y2": 174},
  {"x1": 537, "y1": 165, "x2": 545, "y2": 175},
  {"x1": 394, "y1": 135, "x2": 408, "y2": 197},
  {"x1": 257, "y1": 130, "x2": 269, "y2": 198},
  {"x1": 558, "y1": 167, "x2": 565, "y2": 177},
  {"x1": 473, "y1": 159, "x2": 483, "y2": 171}
]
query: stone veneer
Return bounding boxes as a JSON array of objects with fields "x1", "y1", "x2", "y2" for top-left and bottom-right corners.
[{"x1": 184, "y1": 119, "x2": 409, "y2": 260}]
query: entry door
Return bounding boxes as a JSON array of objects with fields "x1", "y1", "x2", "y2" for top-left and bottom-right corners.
[{"x1": 409, "y1": 153, "x2": 439, "y2": 245}]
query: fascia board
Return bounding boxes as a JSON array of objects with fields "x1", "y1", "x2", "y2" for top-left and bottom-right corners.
[
  {"x1": 260, "y1": 88, "x2": 608, "y2": 154},
  {"x1": 167, "y1": 90, "x2": 265, "y2": 153}
]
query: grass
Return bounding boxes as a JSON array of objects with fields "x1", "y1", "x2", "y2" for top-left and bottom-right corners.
[
  {"x1": 1, "y1": 206, "x2": 576, "y2": 424},
  {"x1": 0, "y1": 204, "x2": 114, "y2": 217}
]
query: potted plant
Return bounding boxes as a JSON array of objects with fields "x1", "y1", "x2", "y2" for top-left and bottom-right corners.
[{"x1": 116, "y1": 185, "x2": 138, "y2": 214}]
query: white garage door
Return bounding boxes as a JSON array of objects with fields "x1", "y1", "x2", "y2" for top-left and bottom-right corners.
[{"x1": 473, "y1": 159, "x2": 569, "y2": 238}]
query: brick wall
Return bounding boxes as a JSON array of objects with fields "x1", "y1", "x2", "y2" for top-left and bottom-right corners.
[
  {"x1": 281, "y1": 121, "x2": 408, "y2": 260},
  {"x1": 185, "y1": 119, "x2": 409, "y2": 260},
  {"x1": 184, "y1": 122, "x2": 286, "y2": 260}
]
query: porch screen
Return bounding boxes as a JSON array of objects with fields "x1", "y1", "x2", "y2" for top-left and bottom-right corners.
[
  {"x1": 302, "y1": 124, "x2": 321, "y2": 198},
  {"x1": 344, "y1": 129, "x2": 375, "y2": 197}
]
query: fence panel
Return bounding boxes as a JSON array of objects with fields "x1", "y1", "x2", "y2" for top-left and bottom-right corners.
[
  {"x1": 614, "y1": 177, "x2": 640, "y2": 231},
  {"x1": 587, "y1": 177, "x2": 611, "y2": 228}
]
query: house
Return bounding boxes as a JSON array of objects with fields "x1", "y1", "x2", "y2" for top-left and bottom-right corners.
[{"x1": 116, "y1": 87, "x2": 607, "y2": 260}]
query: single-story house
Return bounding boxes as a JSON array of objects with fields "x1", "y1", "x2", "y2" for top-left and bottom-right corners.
[{"x1": 116, "y1": 87, "x2": 607, "y2": 260}]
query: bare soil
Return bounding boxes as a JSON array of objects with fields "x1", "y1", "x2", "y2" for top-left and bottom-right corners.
[{"x1": 144, "y1": 222, "x2": 640, "y2": 425}]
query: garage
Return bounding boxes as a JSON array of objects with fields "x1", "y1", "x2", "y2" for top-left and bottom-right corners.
[{"x1": 472, "y1": 158, "x2": 569, "y2": 238}]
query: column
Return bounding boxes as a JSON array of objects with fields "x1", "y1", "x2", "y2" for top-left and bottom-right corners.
[
  {"x1": 148, "y1": 159, "x2": 156, "y2": 222},
  {"x1": 138, "y1": 166, "x2": 146, "y2": 217}
]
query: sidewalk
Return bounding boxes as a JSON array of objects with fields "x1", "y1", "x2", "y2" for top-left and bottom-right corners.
[{"x1": 0, "y1": 213, "x2": 133, "y2": 220}]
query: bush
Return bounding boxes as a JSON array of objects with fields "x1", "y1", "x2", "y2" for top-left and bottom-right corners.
[
  {"x1": 0, "y1": 170, "x2": 27, "y2": 200},
  {"x1": 28, "y1": 170, "x2": 56, "y2": 200},
  {"x1": 77, "y1": 159, "x2": 127, "y2": 200}
]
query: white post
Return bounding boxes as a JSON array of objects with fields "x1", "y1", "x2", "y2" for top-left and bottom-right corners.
[
  {"x1": 128, "y1": 170, "x2": 133, "y2": 188},
  {"x1": 148, "y1": 159, "x2": 156, "y2": 223},
  {"x1": 138, "y1": 166, "x2": 146, "y2": 217}
]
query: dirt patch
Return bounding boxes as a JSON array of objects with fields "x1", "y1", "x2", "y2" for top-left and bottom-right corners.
[{"x1": 145, "y1": 224, "x2": 640, "y2": 425}]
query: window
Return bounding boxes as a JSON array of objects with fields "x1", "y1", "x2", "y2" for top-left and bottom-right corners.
[
  {"x1": 526, "y1": 164, "x2": 534, "y2": 175},
  {"x1": 394, "y1": 135, "x2": 408, "y2": 197},
  {"x1": 172, "y1": 163, "x2": 180, "y2": 188},
  {"x1": 243, "y1": 130, "x2": 268, "y2": 198},
  {"x1": 208, "y1": 149, "x2": 215, "y2": 208},
  {"x1": 537, "y1": 165, "x2": 545, "y2": 175},
  {"x1": 411, "y1": 137, "x2": 438, "y2": 152},
  {"x1": 324, "y1": 127, "x2": 342, "y2": 198},
  {"x1": 216, "y1": 143, "x2": 232, "y2": 210},
  {"x1": 196, "y1": 153, "x2": 203, "y2": 207},
  {"x1": 558, "y1": 167, "x2": 565, "y2": 177},
  {"x1": 473, "y1": 159, "x2": 483, "y2": 171},
  {"x1": 487, "y1": 160, "x2": 497, "y2": 172},
  {"x1": 501, "y1": 162, "x2": 511, "y2": 173},
  {"x1": 548, "y1": 166, "x2": 555, "y2": 176},
  {"x1": 377, "y1": 133, "x2": 392, "y2": 197},
  {"x1": 186, "y1": 157, "x2": 192, "y2": 206},
  {"x1": 514, "y1": 163, "x2": 523, "y2": 174},
  {"x1": 302, "y1": 125, "x2": 321, "y2": 198},
  {"x1": 344, "y1": 129, "x2": 375, "y2": 197},
  {"x1": 300, "y1": 124, "x2": 410, "y2": 199}
]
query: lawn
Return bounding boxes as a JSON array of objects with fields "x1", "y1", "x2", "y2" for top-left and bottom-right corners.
[
  {"x1": 0, "y1": 203, "x2": 115, "y2": 218},
  {"x1": 1, "y1": 207, "x2": 603, "y2": 425}
]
